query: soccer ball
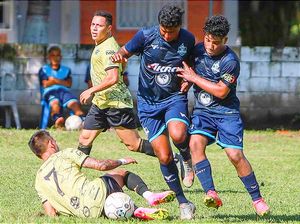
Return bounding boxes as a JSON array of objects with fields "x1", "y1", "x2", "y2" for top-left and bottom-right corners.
[
  {"x1": 104, "y1": 192, "x2": 135, "y2": 219},
  {"x1": 65, "y1": 115, "x2": 83, "y2": 131}
]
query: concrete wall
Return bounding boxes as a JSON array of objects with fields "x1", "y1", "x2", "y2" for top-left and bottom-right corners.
[{"x1": 1, "y1": 45, "x2": 300, "y2": 129}]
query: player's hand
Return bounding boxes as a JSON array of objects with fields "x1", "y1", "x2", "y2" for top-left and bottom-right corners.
[
  {"x1": 110, "y1": 53, "x2": 128, "y2": 63},
  {"x1": 180, "y1": 80, "x2": 192, "y2": 93},
  {"x1": 80, "y1": 89, "x2": 94, "y2": 104},
  {"x1": 177, "y1": 61, "x2": 197, "y2": 83},
  {"x1": 118, "y1": 157, "x2": 138, "y2": 165}
]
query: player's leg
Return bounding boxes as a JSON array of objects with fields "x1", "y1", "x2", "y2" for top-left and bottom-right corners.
[
  {"x1": 151, "y1": 133, "x2": 195, "y2": 219},
  {"x1": 115, "y1": 128, "x2": 155, "y2": 156},
  {"x1": 49, "y1": 97, "x2": 64, "y2": 128},
  {"x1": 77, "y1": 104, "x2": 106, "y2": 155},
  {"x1": 107, "y1": 108, "x2": 155, "y2": 156},
  {"x1": 189, "y1": 112, "x2": 222, "y2": 209},
  {"x1": 219, "y1": 114, "x2": 269, "y2": 216},
  {"x1": 166, "y1": 100, "x2": 194, "y2": 188}
]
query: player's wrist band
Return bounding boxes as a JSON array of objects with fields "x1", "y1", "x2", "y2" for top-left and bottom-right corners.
[{"x1": 117, "y1": 159, "x2": 127, "y2": 165}]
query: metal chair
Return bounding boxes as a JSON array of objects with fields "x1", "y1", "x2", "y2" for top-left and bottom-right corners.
[{"x1": 0, "y1": 70, "x2": 21, "y2": 129}]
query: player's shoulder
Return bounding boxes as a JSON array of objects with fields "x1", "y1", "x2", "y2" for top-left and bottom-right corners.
[
  {"x1": 194, "y1": 42, "x2": 205, "y2": 54},
  {"x1": 98, "y1": 36, "x2": 120, "y2": 55},
  {"x1": 223, "y1": 47, "x2": 240, "y2": 62},
  {"x1": 140, "y1": 25, "x2": 159, "y2": 39},
  {"x1": 179, "y1": 28, "x2": 195, "y2": 40}
]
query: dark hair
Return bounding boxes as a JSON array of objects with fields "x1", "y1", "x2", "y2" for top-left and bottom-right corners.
[
  {"x1": 47, "y1": 45, "x2": 61, "y2": 55},
  {"x1": 203, "y1": 15, "x2": 230, "y2": 37},
  {"x1": 94, "y1": 10, "x2": 113, "y2": 25},
  {"x1": 28, "y1": 130, "x2": 51, "y2": 158},
  {"x1": 158, "y1": 4, "x2": 184, "y2": 28}
]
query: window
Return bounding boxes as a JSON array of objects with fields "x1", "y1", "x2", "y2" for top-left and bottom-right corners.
[
  {"x1": 116, "y1": 0, "x2": 187, "y2": 30},
  {"x1": 0, "y1": 0, "x2": 12, "y2": 29}
]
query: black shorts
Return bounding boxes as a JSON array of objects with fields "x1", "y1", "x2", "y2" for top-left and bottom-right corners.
[
  {"x1": 101, "y1": 175, "x2": 123, "y2": 197},
  {"x1": 83, "y1": 104, "x2": 137, "y2": 130}
]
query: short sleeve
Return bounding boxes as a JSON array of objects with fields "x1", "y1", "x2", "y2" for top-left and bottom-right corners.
[
  {"x1": 220, "y1": 60, "x2": 240, "y2": 88},
  {"x1": 125, "y1": 29, "x2": 145, "y2": 54}
]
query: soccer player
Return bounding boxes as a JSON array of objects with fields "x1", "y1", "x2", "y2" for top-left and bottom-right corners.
[
  {"x1": 39, "y1": 45, "x2": 84, "y2": 128},
  {"x1": 78, "y1": 11, "x2": 154, "y2": 157},
  {"x1": 177, "y1": 15, "x2": 270, "y2": 216},
  {"x1": 28, "y1": 130, "x2": 175, "y2": 220},
  {"x1": 111, "y1": 4, "x2": 195, "y2": 219}
]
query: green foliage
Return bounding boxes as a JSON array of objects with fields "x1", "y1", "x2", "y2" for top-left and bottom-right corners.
[
  {"x1": 0, "y1": 44, "x2": 17, "y2": 61},
  {"x1": 239, "y1": 1, "x2": 300, "y2": 47},
  {"x1": 0, "y1": 129, "x2": 299, "y2": 223}
]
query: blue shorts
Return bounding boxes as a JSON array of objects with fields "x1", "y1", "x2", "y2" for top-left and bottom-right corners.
[
  {"x1": 189, "y1": 110, "x2": 243, "y2": 150},
  {"x1": 45, "y1": 89, "x2": 78, "y2": 107},
  {"x1": 138, "y1": 97, "x2": 190, "y2": 142}
]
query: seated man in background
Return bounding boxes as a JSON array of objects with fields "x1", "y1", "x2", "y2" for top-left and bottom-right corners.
[
  {"x1": 39, "y1": 45, "x2": 84, "y2": 128},
  {"x1": 28, "y1": 130, "x2": 174, "y2": 220}
]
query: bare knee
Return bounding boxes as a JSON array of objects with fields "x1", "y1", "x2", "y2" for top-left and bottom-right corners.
[{"x1": 226, "y1": 149, "x2": 245, "y2": 166}]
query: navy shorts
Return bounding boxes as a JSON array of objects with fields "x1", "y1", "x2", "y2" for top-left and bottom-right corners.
[
  {"x1": 189, "y1": 110, "x2": 244, "y2": 150},
  {"x1": 138, "y1": 97, "x2": 190, "y2": 142},
  {"x1": 45, "y1": 89, "x2": 78, "y2": 107},
  {"x1": 101, "y1": 175, "x2": 123, "y2": 197},
  {"x1": 83, "y1": 104, "x2": 137, "y2": 130}
]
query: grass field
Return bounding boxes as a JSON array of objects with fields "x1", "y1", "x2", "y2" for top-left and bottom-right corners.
[{"x1": 0, "y1": 128, "x2": 299, "y2": 223}]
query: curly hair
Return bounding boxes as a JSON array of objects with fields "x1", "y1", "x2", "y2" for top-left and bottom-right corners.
[
  {"x1": 158, "y1": 4, "x2": 184, "y2": 28},
  {"x1": 203, "y1": 15, "x2": 230, "y2": 37}
]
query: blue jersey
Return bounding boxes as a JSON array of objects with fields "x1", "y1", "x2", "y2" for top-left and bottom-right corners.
[
  {"x1": 192, "y1": 43, "x2": 240, "y2": 114},
  {"x1": 125, "y1": 26, "x2": 195, "y2": 103},
  {"x1": 39, "y1": 64, "x2": 71, "y2": 97}
]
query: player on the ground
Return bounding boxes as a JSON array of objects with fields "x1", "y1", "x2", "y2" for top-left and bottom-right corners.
[
  {"x1": 28, "y1": 130, "x2": 175, "y2": 220},
  {"x1": 39, "y1": 46, "x2": 84, "y2": 128},
  {"x1": 111, "y1": 4, "x2": 195, "y2": 219},
  {"x1": 177, "y1": 15, "x2": 270, "y2": 216},
  {"x1": 78, "y1": 11, "x2": 154, "y2": 158}
]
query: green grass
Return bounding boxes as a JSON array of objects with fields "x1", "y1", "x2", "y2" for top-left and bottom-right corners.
[{"x1": 0, "y1": 129, "x2": 299, "y2": 223}]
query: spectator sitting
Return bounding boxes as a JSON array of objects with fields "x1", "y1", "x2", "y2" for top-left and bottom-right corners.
[{"x1": 39, "y1": 45, "x2": 84, "y2": 128}]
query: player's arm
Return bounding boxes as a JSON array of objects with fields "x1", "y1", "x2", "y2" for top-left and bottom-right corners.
[
  {"x1": 177, "y1": 61, "x2": 230, "y2": 99},
  {"x1": 42, "y1": 200, "x2": 57, "y2": 217},
  {"x1": 80, "y1": 67, "x2": 119, "y2": 104},
  {"x1": 82, "y1": 157, "x2": 137, "y2": 171},
  {"x1": 42, "y1": 76, "x2": 72, "y2": 88}
]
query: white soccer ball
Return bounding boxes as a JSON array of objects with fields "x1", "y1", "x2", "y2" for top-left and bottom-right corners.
[
  {"x1": 65, "y1": 115, "x2": 83, "y2": 131},
  {"x1": 104, "y1": 192, "x2": 135, "y2": 220}
]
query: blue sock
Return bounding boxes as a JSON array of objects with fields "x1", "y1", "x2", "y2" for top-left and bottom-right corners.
[
  {"x1": 160, "y1": 160, "x2": 188, "y2": 204},
  {"x1": 194, "y1": 159, "x2": 215, "y2": 193},
  {"x1": 240, "y1": 172, "x2": 262, "y2": 201},
  {"x1": 173, "y1": 136, "x2": 191, "y2": 161}
]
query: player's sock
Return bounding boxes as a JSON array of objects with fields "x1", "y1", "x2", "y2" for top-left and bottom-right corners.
[
  {"x1": 194, "y1": 159, "x2": 215, "y2": 192},
  {"x1": 173, "y1": 136, "x2": 191, "y2": 161},
  {"x1": 78, "y1": 143, "x2": 92, "y2": 155},
  {"x1": 240, "y1": 172, "x2": 262, "y2": 201},
  {"x1": 139, "y1": 139, "x2": 156, "y2": 157},
  {"x1": 124, "y1": 171, "x2": 149, "y2": 196},
  {"x1": 160, "y1": 160, "x2": 188, "y2": 204}
]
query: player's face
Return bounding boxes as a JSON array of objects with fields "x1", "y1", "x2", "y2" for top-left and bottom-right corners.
[
  {"x1": 159, "y1": 25, "x2": 180, "y2": 42},
  {"x1": 204, "y1": 33, "x2": 228, "y2": 56},
  {"x1": 90, "y1": 16, "x2": 112, "y2": 44},
  {"x1": 48, "y1": 50, "x2": 61, "y2": 67}
]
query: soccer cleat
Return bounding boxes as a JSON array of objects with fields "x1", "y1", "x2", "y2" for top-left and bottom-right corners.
[
  {"x1": 133, "y1": 207, "x2": 169, "y2": 220},
  {"x1": 182, "y1": 159, "x2": 194, "y2": 188},
  {"x1": 253, "y1": 198, "x2": 270, "y2": 216},
  {"x1": 146, "y1": 191, "x2": 176, "y2": 206},
  {"x1": 174, "y1": 153, "x2": 194, "y2": 188},
  {"x1": 179, "y1": 201, "x2": 196, "y2": 220},
  {"x1": 204, "y1": 190, "x2": 223, "y2": 209}
]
